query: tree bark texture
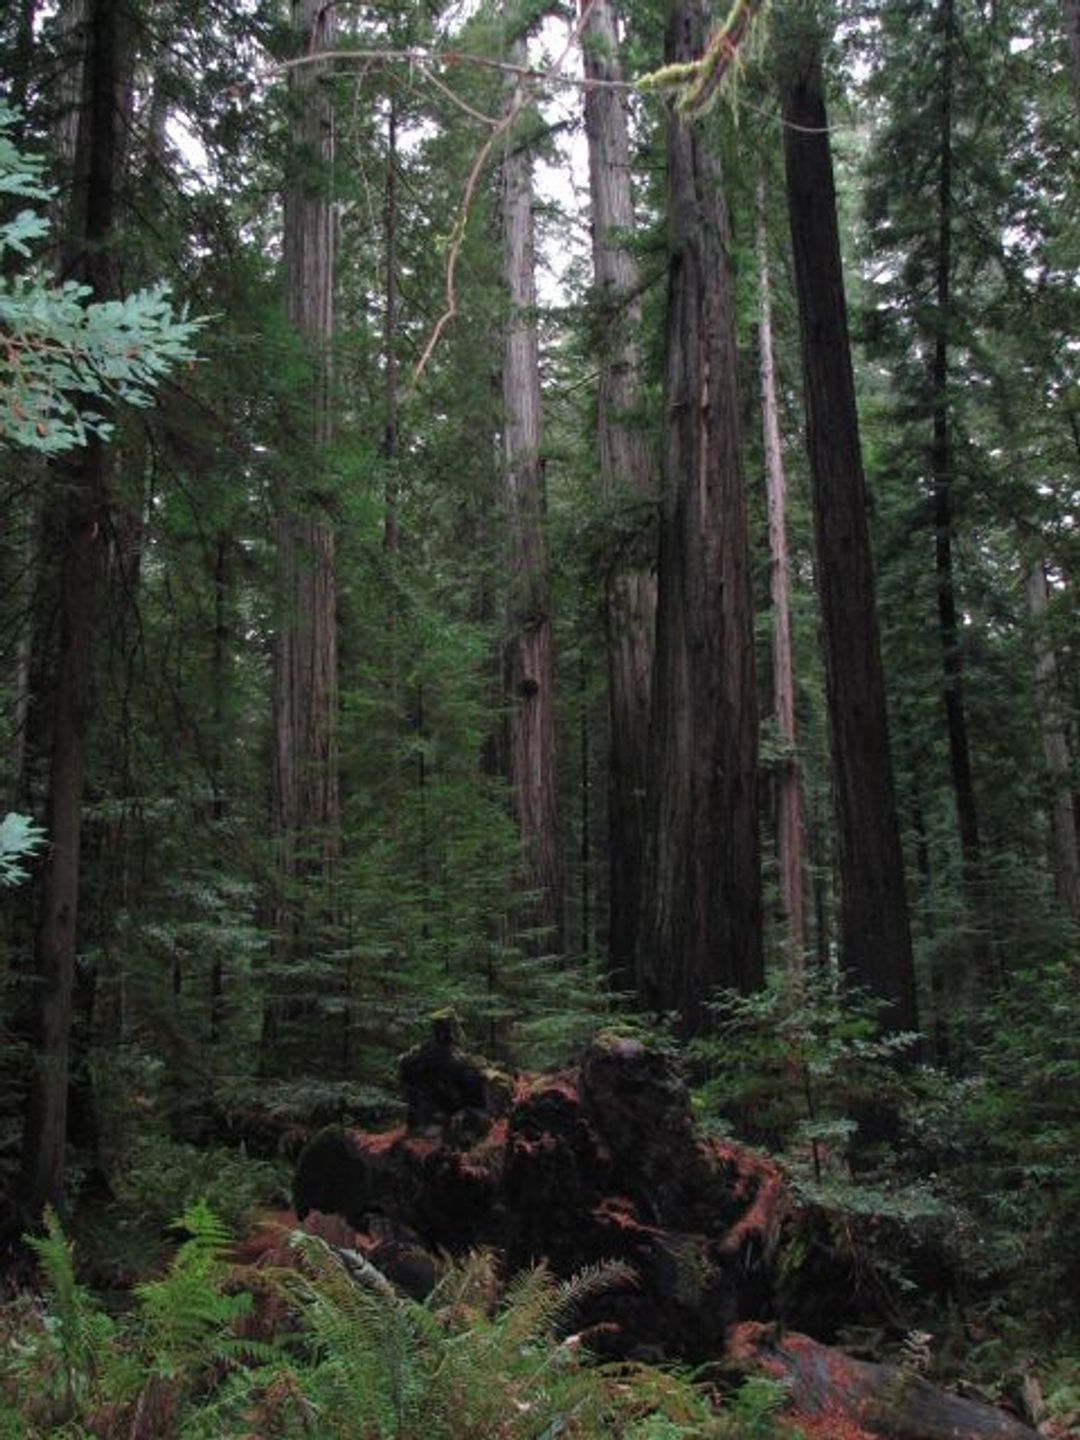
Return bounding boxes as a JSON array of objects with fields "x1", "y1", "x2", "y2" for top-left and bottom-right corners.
[
  {"x1": 580, "y1": 0, "x2": 656, "y2": 987},
  {"x1": 756, "y1": 169, "x2": 805, "y2": 968},
  {"x1": 501, "y1": 45, "x2": 564, "y2": 954},
  {"x1": 779, "y1": 13, "x2": 917, "y2": 1033},
  {"x1": 637, "y1": 0, "x2": 763, "y2": 1030},
  {"x1": 266, "y1": 0, "x2": 339, "y2": 1062},
  {"x1": 19, "y1": 0, "x2": 121, "y2": 1219},
  {"x1": 1029, "y1": 560, "x2": 1080, "y2": 921}
]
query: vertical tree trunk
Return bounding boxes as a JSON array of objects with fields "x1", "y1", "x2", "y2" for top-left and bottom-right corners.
[
  {"x1": 930, "y1": 0, "x2": 982, "y2": 879},
  {"x1": 637, "y1": 0, "x2": 763, "y2": 1031},
  {"x1": 501, "y1": 42, "x2": 563, "y2": 954},
  {"x1": 757, "y1": 168, "x2": 805, "y2": 968},
  {"x1": 265, "y1": 0, "x2": 339, "y2": 1065},
  {"x1": 383, "y1": 96, "x2": 400, "y2": 555},
  {"x1": 778, "y1": 10, "x2": 917, "y2": 1033},
  {"x1": 19, "y1": 0, "x2": 121, "y2": 1220},
  {"x1": 1029, "y1": 559, "x2": 1080, "y2": 921},
  {"x1": 580, "y1": 0, "x2": 656, "y2": 989}
]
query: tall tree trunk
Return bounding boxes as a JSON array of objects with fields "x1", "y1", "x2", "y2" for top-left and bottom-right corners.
[
  {"x1": 19, "y1": 0, "x2": 122, "y2": 1220},
  {"x1": 778, "y1": 10, "x2": 917, "y2": 1033},
  {"x1": 265, "y1": 0, "x2": 339, "y2": 1067},
  {"x1": 383, "y1": 96, "x2": 400, "y2": 555},
  {"x1": 1029, "y1": 559, "x2": 1080, "y2": 921},
  {"x1": 501, "y1": 42, "x2": 563, "y2": 954},
  {"x1": 580, "y1": 0, "x2": 656, "y2": 990},
  {"x1": 757, "y1": 167, "x2": 805, "y2": 968},
  {"x1": 637, "y1": 0, "x2": 762, "y2": 1031},
  {"x1": 930, "y1": 0, "x2": 982, "y2": 881}
]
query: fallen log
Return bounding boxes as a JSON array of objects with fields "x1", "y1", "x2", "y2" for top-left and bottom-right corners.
[{"x1": 728, "y1": 1322, "x2": 1041, "y2": 1440}]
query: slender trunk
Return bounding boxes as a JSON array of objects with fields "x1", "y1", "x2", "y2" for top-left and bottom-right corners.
[
  {"x1": 637, "y1": 0, "x2": 762, "y2": 1031},
  {"x1": 778, "y1": 10, "x2": 917, "y2": 1033},
  {"x1": 265, "y1": 0, "x2": 339, "y2": 1067},
  {"x1": 1029, "y1": 559, "x2": 1080, "y2": 921},
  {"x1": 209, "y1": 534, "x2": 230, "y2": 1041},
  {"x1": 501, "y1": 42, "x2": 563, "y2": 954},
  {"x1": 580, "y1": 0, "x2": 656, "y2": 988},
  {"x1": 931, "y1": 0, "x2": 981, "y2": 878},
  {"x1": 19, "y1": 0, "x2": 121, "y2": 1220},
  {"x1": 383, "y1": 97, "x2": 400, "y2": 554},
  {"x1": 757, "y1": 168, "x2": 805, "y2": 968}
]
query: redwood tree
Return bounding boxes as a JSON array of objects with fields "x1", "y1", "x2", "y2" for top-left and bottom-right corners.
[
  {"x1": 501, "y1": 40, "x2": 563, "y2": 953},
  {"x1": 264, "y1": 0, "x2": 340, "y2": 1065},
  {"x1": 778, "y1": 7, "x2": 918, "y2": 1032},
  {"x1": 637, "y1": 0, "x2": 763, "y2": 1030},
  {"x1": 580, "y1": 0, "x2": 656, "y2": 986}
]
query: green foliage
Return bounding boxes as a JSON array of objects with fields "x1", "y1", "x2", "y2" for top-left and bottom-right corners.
[
  {"x1": 0, "y1": 1209, "x2": 793, "y2": 1439},
  {"x1": 114, "y1": 1135, "x2": 288, "y2": 1244},
  {"x1": 19, "y1": 1206, "x2": 122, "y2": 1421},
  {"x1": 0, "y1": 102, "x2": 205, "y2": 453},
  {"x1": 690, "y1": 969, "x2": 919, "y2": 1171},
  {"x1": 0, "y1": 811, "x2": 44, "y2": 887},
  {"x1": 134, "y1": 1200, "x2": 273, "y2": 1380}
]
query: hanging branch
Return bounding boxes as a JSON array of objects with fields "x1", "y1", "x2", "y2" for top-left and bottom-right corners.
[
  {"x1": 410, "y1": 6, "x2": 592, "y2": 386},
  {"x1": 638, "y1": 0, "x2": 768, "y2": 116}
]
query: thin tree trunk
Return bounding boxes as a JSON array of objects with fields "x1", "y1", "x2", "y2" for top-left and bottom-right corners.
[
  {"x1": 637, "y1": 0, "x2": 762, "y2": 1031},
  {"x1": 757, "y1": 167, "x2": 805, "y2": 968},
  {"x1": 930, "y1": 0, "x2": 982, "y2": 882},
  {"x1": 209, "y1": 534, "x2": 230, "y2": 1042},
  {"x1": 778, "y1": 9, "x2": 917, "y2": 1033},
  {"x1": 501, "y1": 41, "x2": 563, "y2": 954},
  {"x1": 383, "y1": 96, "x2": 400, "y2": 554},
  {"x1": 19, "y1": 0, "x2": 121, "y2": 1220},
  {"x1": 265, "y1": 0, "x2": 339, "y2": 1067},
  {"x1": 580, "y1": 0, "x2": 656, "y2": 989},
  {"x1": 1029, "y1": 559, "x2": 1080, "y2": 920}
]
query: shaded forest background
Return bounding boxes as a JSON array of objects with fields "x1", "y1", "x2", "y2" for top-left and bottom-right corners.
[{"x1": 1, "y1": 0, "x2": 1079, "y2": 1424}]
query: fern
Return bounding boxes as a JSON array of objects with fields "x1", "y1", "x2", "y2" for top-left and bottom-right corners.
[
  {"x1": 134, "y1": 1200, "x2": 276, "y2": 1379},
  {"x1": 23, "y1": 1205, "x2": 117, "y2": 1420}
]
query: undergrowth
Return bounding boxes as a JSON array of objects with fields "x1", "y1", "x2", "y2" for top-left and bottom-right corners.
[{"x1": 0, "y1": 1206, "x2": 793, "y2": 1439}]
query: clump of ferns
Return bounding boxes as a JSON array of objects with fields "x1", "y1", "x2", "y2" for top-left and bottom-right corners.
[
  {"x1": 7, "y1": 1206, "x2": 133, "y2": 1427},
  {"x1": 280, "y1": 1233, "x2": 644, "y2": 1440}
]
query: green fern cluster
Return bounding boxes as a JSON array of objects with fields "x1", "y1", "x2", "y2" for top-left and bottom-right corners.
[{"x1": 1, "y1": 1207, "x2": 793, "y2": 1439}]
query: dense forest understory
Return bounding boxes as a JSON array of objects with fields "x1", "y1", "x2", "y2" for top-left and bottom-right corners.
[{"x1": 1, "y1": 0, "x2": 1078, "y2": 1435}]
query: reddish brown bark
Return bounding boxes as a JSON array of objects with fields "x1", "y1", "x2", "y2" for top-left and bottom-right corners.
[
  {"x1": 264, "y1": 0, "x2": 339, "y2": 1066},
  {"x1": 580, "y1": 0, "x2": 656, "y2": 985},
  {"x1": 501, "y1": 40, "x2": 563, "y2": 953},
  {"x1": 637, "y1": 0, "x2": 763, "y2": 1029},
  {"x1": 779, "y1": 13, "x2": 917, "y2": 1032},
  {"x1": 730, "y1": 1324, "x2": 1040, "y2": 1440}
]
